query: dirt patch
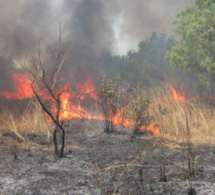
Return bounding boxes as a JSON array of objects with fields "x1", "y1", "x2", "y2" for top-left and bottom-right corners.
[{"x1": 0, "y1": 120, "x2": 215, "y2": 194}]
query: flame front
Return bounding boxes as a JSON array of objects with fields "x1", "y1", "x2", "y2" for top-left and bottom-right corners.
[
  {"x1": 1, "y1": 74, "x2": 34, "y2": 100},
  {"x1": 167, "y1": 82, "x2": 185, "y2": 104},
  {"x1": 77, "y1": 77, "x2": 97, "y2": 100},
  {"x1": 1, "y1": 74, "x2": 159, "y2": 135}
]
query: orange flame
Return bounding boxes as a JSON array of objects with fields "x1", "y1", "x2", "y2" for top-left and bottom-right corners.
[
  {"x1": 1, "y1": 74, "x2": 159, "y2": 135},
  {"x1": 140, "y1": 122, "x2": 159, "y2": 135},
  {"x1": 77, "y1": 78, "x2": 97, "y2": 100},
  {"x1": 1, "y1": 74, "x2": 34, "y2": 99},
  {"x1": 167, "y1": 82, "x2": 185, "y2": 104},
  {"x1": 110, "y1": 108, "x2": 159, "y2": 135}
]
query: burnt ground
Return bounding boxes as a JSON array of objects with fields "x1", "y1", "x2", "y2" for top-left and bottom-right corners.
[{"x1": 0, "y1": 119, "x2": 215, "y2": 195}]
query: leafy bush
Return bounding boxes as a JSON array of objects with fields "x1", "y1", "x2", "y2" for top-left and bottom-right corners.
[
  {"x1": 97, "y1": 75, "x2": 121, "y2": 132},
  {"x1": 128, "y1": 89, "x2": 151, "y2": 133}
]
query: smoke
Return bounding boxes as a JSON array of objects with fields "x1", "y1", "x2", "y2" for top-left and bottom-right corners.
[
  {"x1": 0, "y1": 0, "x2": 57, "y2": 58},
  {"x1": 0, "y1": 0, "x2": 194, "y2": 89},
  {"x1": 59, "y1": 0, "x2": 120, "y2": 82},
  {"x1": 115, "y1": 0, "x2": 194, "y2": 52}
]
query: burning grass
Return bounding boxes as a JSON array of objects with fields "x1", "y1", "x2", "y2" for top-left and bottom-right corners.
[
  {"x1": 150, "y1": 85, "x2": 215, "y2": 146},
  {"x1": 0, "y1": 80, "x2": 215, "y2": 148},
  {"x1": 0, "y1": 73, "x2": 215, "y2": 150}
]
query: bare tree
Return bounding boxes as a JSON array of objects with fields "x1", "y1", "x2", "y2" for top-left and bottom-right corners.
[{"x1": 23, "y1": 31, "x2": 71, "y2": 158}]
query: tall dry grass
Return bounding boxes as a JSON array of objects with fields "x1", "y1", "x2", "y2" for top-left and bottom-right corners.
[
  {"x1": 149, "y1": 85, "x2": 215, "y2": 146},
  {"x1": 0, "y1": 100, "x2": 52, "y2": 146},
  {"x1": 0, "y1": 83, "x2": 215, "y2": 148}
]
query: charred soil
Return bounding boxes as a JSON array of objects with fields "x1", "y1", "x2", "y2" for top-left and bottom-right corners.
[{"x1": 0, "y1": 120, "x2": 215, "y2": 195}]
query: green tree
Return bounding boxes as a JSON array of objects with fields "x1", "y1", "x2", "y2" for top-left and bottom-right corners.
[
  {"x1": 166, "y1": 0, "x2": 215, "y2": 82},
  {"x1": 118, "y1": 50, "x2": 151, "y2": 87},
  {"x1": 119, "y1": 33, "x2": 174, "y2": 87}
]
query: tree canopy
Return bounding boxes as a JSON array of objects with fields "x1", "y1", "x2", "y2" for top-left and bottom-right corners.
[
  {"x1": 118, "y1": 32, "x2": 174, "y2": 87},
  {"x1": 166, "y1": 0, "x2": 215, "y2": 78}
]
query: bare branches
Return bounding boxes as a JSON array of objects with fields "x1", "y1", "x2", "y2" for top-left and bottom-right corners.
[{"x1": 23, "y1": 32, "x2": 71, "y2": 158}]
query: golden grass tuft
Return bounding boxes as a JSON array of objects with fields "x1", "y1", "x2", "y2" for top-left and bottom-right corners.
[
  {"x1": 149, "y1": 85, "x2": 215, "y2": 146},
  {"x1": 0, "y1": 100, "x2": 52, "y2": 145}
]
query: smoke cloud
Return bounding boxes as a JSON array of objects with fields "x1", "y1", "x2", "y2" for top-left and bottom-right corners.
[
  {"x1": 0, "y1": 0, "x2": 194, "y2": 89},
  {"x1": 115, "y1": 0, "x2": 194, "y2": 52}
]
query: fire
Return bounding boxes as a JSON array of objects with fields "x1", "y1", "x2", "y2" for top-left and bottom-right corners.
[
  {"x1": 110, "y1": 108, "x2": 159, "y2": 135},
  {"x1": 1, "y1": 74, "x2": 34, "y2": 100},
  {"x1": 163, "y1": 73, "x2": 185, "y2": 104},
  {"x1": 1, "y1": 74, "x2": 159, "y2": 135},
  {"x1": 141, "y1": 122, "x2": 159, "y2": 135},
  {"x1": 77, "y1": 78, "x2": 97, "y2": 100},
  {"x1": 57, "y1": 90, "x2": 104, "y2": 121},
  {"x1": 167, "y1": 82, "x2": 185, "y2": 104}
]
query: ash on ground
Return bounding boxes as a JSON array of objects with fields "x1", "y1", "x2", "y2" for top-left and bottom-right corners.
[{"x1": 0, "y1": 120, "x2": 215, "y2": 195}]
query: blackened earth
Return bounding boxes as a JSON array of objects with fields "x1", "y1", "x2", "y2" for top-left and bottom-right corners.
[{"x1": 0, "y1": 120, "x2": 215, "y2": 195}]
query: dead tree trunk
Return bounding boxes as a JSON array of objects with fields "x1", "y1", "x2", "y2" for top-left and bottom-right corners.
[{"x1": 23, "y1": 30, "x2": 71, "y2": 158}]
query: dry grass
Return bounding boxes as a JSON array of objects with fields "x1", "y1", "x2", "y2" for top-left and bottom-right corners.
[
  {"x1": 0, "y1": 84, "x2": 215, "y2": 149},
  {"x1": 149, "y1": 85, "x2": 215, "y2": 146},
  {"x1": 0, "y1": 100, "x2": 52, "y2": 146}
]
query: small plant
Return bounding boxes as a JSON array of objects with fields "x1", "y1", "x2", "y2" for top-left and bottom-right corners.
[
  {"x1": 97, "y1": 75, "x2": 121, "y2": 132},
  {"x1": 157, "y1": 103, "x2": 168, "y2": 191},
  {"x1": 158, "y1": 104, "x2": 167, "y2": 116},
  {"x1": 179, "y1": 110, "x2": 196, "y2": 195},
  {"x1": 10, "y1": 145, "x2": 18, "y2": 160},
  {"x1": 133, "y1": 98, "x2": 150, "y2": 133},
  {"x1": 185, "y1": 113, "x2": 196, "y2": 195},
  {"x1": 128, "y1": 89, "x2": 151, "y2": 134},
  {"x1": 138, "y1": 168, "x2": 145, "y2": 193}
]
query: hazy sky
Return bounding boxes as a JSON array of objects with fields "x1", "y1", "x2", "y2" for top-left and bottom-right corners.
[{"x1": 113, "y1": 0, "x2": 194, "y2": 54}]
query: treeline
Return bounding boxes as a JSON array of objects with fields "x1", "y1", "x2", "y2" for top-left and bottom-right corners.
[
  {"x1": 110, "y1": 33, "x2": 198, "y2": 96},
  {"x1": 117, "y1": 32, "x2": 174, "y2": 87},
  {"x1": 113, "y1": 0, "x2": 215, "y2": 97}
]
